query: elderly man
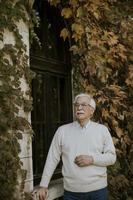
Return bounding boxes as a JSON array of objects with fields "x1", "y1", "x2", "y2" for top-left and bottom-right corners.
[{"x1": 38, "y1": 93, "x2": 116, "y2": 200}]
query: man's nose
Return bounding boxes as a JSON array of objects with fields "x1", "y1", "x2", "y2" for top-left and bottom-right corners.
[{"x1": 78, "y1": 104, "x2": 82, "y2": 109}]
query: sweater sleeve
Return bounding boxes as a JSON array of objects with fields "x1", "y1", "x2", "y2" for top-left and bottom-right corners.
[
  {"x1": 92, "y1": 127, "x2": 116, "y2": 167},
  {"x1": 40, "y1": 127, "x2": 62, "y2": 187}
]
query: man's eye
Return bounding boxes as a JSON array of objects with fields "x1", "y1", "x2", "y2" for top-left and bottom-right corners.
[{"x1": 75, "y1": 104, "x2": 89, "y2": 107}]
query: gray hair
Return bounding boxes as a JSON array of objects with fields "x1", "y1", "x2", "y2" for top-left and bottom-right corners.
[{"x1": 74, "y1": 93, "x2": 96, "y2": 110}]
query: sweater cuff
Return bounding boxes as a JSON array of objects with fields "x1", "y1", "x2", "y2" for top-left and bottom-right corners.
[
  {"x1": 92, "y1": 154, "x2": 101, "y2": 165},
  {"x1": 40, "y1": 177, "x2": 49, "y2": 188}
]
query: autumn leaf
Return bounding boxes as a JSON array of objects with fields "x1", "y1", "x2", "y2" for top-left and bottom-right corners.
[
  {"x1": 84, "y1": 84, "x2": 97, "y2": 95},
  {"x1": 123, "y1": 135, "x2": 132, "y2": 145},
  {"x1": 115, "y1": 127, "x2": 124, "y2": 138},
  {"x1": 48, "y1": 0, "x2": 60, "y2": 6},
  {"x1": 60, "y1": 28, "x2": 70, "y2": 41},
  {"x1": 112, "y1": 118, "x2": 119, "y2": 128},
  {"x1": 76, "y1": 7, "x2": 85, "y2": 18},
  {"x1": 71, "y1": 23, "x2": 84, "y2": 34},
  {"x1": 102, "y1": 108, "x2": 110, "y2": 119},
  {"x1": 102, "y1": 30, "x2": 109, "y2": 41},
  {"x1": 97, "y1": 95, "x2": 109, "y2": 104},
  {"x1": 69, "y1": 45, "x2": 79, "y2": 54},
  {"x1": 108, "y1": 33, "x2": 118, "y2": 46},
  {"x1": 102, "y1": 31, "x2": 118, "y2": 46},
  {"x1": 116, "y1": 44, "x2": 127, "y2": 61},
  {"x1": 110, "y1": 104, "x2": 118, "y2": 116},
  {"x1": 61, "y1": 8, "x2": 73, "y2": 19},
  {"x1": 112, "y1": 136, "x2": 119, "y2": 145},
  {"x1": 107, "y1": 85, "x2": 126, "y2": 100},
  {"x1": 125, "y1": 64, "x2": 133, "y2": 86},
  {"x1": 93, "y1": 11, "x2": 100, "y2": 20},
  {"x1": 69, "y1": 0, "x2": 79, "y2": 8},
  {"x1": 71, "y1": 23, "x2": 84, "y2": 41}
]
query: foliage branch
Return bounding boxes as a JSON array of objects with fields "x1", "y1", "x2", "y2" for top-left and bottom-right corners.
[
  {"x1": 49, "y1": 0, "x2": 133, "y2": 199},
  {"x1": 0, "y1": 0, "x2": 35, "y2": 199}
]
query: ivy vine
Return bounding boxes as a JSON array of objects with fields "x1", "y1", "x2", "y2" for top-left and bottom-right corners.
[{"x1": 0, "y1": 1, "x2": 35, "y2": 199}]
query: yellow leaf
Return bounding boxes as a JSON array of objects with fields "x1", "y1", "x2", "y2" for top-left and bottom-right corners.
[
  {"x1": 48, "y1": 0, "x2": 60, "y2": 6},
  {"x1": 72, "y1": 33, "x2": 80, "y2": 42},
  {"x1": 61, "y1": 8, "x2": 73, "y2": 19},
  {"x1": 112, "y1": 118, "x2": 118, "y2": 128},
  {"x1": 69, "y1": 45, "x2": 79, "y2": 53},
  {"x1": 93, "y1": 11, "x2": 100, "y2": 20},
  {"x1": 60, "y1": 28, "x2": 70, "y2": 41},
  {"x1": 69, "y1": 0, "x2": 78, "y2": 8},
  {"x1": 76, "y1": 7, "x2": 84, "y2": 18},
  {"x1": 71, "y1": 23, "x2": 84, "y2": 35},
  {"x1": 108, "y1": 35, "x2": 118, "y2": 46},
  {"x1": 71, "y1": 23, "x2": 84, "y2": 41},
  {"x1": 112, "y1": 137, "x2": 119, "y2": 145}
]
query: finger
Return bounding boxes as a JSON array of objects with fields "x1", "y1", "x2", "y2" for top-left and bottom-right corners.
[
  {"x1": 75, "y1": 159, "x2": 83, "y2": 165},
  {"x1": 38, "y1": 193, "x2": 42, "y2": 200},
  {"x1": 75, "y1": 157, "x2": 84, "y2": 163},
  {"x1": 75, "y1": 155, "x2": 83, "y2": 159},
  {"x1": 76, "y1": 162, "x2": 85, "y2": 167},
  {"x1": 75, "y1": 155, "x2": 83, "y2": 161},
  {"x1": 78, "y1": 163, "x2": 85, "y2": 167},
  {"x1": 39, "y1": 192, "x2": 45, "y2": 200}
]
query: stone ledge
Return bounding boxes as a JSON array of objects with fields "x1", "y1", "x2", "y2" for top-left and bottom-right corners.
[{"x1": 32, "y1": 178, "x2": 63, "y2": 200}]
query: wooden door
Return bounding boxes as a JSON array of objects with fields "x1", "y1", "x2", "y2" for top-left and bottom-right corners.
[{"x1": 31, "y1": 0, "x2": 72, "y2": 185}]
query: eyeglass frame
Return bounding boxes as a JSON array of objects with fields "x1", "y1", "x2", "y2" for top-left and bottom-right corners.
[{"x1": 73, "y1": 103, "x2": 92, "y2": 109}]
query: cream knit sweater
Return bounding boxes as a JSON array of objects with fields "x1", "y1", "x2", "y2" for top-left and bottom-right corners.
[{"x1": 40, "y1": 121, "x2": 116, "y2": 192}]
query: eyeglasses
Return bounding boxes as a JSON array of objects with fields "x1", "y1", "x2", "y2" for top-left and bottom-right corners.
[{"x1": 74, "y1": 103, "x2": 91, "y2": 108}]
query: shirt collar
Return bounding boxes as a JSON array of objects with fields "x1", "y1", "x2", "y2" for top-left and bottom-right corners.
[{"x1": 75, "y1": 120, "x2": 91, "y2": 129}]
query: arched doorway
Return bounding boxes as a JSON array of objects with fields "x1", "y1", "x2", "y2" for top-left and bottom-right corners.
[{"x1": 30, "y1": 0, "x2": 73, "y2": 186}]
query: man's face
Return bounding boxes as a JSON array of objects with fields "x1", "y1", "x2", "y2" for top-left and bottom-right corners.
[{"x1": 74, "y1": 96, "x2": 94, "y2": 123}]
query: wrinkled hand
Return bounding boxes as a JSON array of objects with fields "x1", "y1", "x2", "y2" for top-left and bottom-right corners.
[
  {"x1": 37, "y1": 187, "x2": 48, "y2": 200},
  {"x1": 74, "y1": 155, "x2": 94, "y2": 167}
]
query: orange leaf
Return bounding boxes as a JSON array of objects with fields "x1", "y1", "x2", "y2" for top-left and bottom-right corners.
[
  {"x1": 123, "y1": 135, "x2": 132, "y2": 145},
  {"x1": 110, "y1": 105, "x2": 118, "y2": 116},
  {"x1": 102, "y1": 108, "x2": 110, "y2": 119},
  {"x1": 115, "y1": 127, "x2": 124, "y2": 138}
]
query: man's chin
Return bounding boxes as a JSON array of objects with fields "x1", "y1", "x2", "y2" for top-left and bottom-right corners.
[{"x1": 76, "y1": 116, "x2": 85, "y2": 120}]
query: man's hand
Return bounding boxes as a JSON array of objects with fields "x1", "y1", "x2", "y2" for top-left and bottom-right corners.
[
  {"x1": 74, "y1": 155, "x2": 94, "y2": 167},
  {"x1": 37, "y1": 187, "x2": 48, "y2": 200}
]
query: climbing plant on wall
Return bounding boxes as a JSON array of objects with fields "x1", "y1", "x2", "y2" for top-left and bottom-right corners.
[
  {"x1": 0, "y1": 0, "x2": 36, "y2": 199},
  {"x1": 48, "y1": 0, "x2": 133, "y2": 199}
]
